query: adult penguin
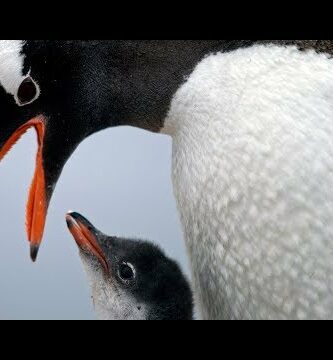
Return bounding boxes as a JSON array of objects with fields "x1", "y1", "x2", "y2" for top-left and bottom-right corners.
[{"x1": 1, "y1": 40, "x2": 333, "y2": 319}]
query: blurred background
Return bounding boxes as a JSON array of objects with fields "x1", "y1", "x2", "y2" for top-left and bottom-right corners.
[{"x1": 0, "y1": 127, "x2": 189, "y2": 320}]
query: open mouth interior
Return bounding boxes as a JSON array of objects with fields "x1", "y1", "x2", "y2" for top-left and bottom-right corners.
[
  {"x1": 0, "y1": 116, "x2": 47, "y2": 261},
  {"x1": 66, "y1": 213, "x2": 109, "y2": 272}
]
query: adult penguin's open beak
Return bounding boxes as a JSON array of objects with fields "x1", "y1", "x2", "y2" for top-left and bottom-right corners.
[{"x1": 0, "y1": 114, "x2": 78, "y2": 261}]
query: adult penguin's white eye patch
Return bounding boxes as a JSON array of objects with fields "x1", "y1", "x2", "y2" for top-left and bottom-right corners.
[
  {"x1": 15, "y1": 76, "x2": 40, "y2": 106},
  {"x1": 0, "y1": 40, "x2": 40, "y2": 106}
]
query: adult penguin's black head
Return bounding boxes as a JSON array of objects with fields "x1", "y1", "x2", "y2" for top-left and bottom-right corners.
[
  {"x1": 0, "y1": 40, "x2": 116, "y2": 260},
  {"x1": 0, "y1": 39, "x2": 231, "y2": 260},
  {"x1": 66, "y1": 211, "x2": 194, "y2": 320}
]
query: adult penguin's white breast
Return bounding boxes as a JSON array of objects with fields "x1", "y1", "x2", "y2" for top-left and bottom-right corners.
[{"x1": 162, "y1": 44, "x2": 333, "y2": 320}]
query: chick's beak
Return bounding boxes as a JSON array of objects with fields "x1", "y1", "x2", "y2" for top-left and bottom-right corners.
[{"x1": 66, "y1": 212, "x2": 109, "y2": 272}]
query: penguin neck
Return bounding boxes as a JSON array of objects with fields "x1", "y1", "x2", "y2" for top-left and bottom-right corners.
[
  {"x1": 99, "y1": 40, "x2": 333, "y2": 134},
  {"x1": 96, "y1": 41, "x2": 256, "y2": 133}
]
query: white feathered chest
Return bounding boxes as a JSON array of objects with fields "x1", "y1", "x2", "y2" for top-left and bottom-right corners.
[{"x1": 162, "y1": 45, "x2": 333, "y2": 320}]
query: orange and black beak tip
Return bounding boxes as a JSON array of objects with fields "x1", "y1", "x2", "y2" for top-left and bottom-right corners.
[
  {"x1": 0, "y1": 116, "x2": 48, "y2": 261},
  {"x1": 66, "y1": 217, "x2": 72, "y2": 228},
  {"x1": 66, "y1": 211, "x2": 78, "y2": 227},
  {"x1": 65, "y1": 211, "x2": 109, "y2": 272},
  {"x1": 30, "y1": 244, "x2": 40, "y2": 262}
]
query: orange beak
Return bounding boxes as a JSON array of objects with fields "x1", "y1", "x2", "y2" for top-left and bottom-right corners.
[
  {"x1": 66, "y1": 212, "x2": 109, "y2": 272},
  {"x1": 0, "y1": 116, "x2": 47, "y2": 261}
]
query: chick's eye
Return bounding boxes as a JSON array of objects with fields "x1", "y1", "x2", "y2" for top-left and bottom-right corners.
[
  {"x1": 118, "y1": 263, "x2": 135, "y2": 281},
  {"x1": 17, "y1": 77, "x2": 39, "y2": 106}
]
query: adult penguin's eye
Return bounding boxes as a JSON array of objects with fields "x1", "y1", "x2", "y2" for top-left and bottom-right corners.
[
  {"x1": 118, "y1": 262, "x2": 136, "y2": 282},
  {"x1": 16, "y1": 76, "x2": 39, "y2": 106}
]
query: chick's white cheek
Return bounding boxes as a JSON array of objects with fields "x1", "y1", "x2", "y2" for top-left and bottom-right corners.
[
  {"x1": 79, "y1": 253, "x2": 147, "y2": 320},
  {"x1": 94, "y1": 283, "x2": 147, "y2": 321}
]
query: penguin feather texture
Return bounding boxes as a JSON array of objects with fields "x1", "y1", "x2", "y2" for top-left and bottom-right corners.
[
  {"x1": 0, "y1": 40, "x2": 26, "y2": 96},
  {"x1": 163, "y1": 45, "x2": 333, "y2": 319}
]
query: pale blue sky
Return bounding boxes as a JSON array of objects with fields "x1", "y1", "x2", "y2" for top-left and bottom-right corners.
[{"x1": 0, "y1": 127, "x2": 189, "y2": 320}]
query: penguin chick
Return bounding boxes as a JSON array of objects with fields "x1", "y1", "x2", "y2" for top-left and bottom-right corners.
[{"x1": 66, "y1": 212, "x2": 193, "y2": 320}]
